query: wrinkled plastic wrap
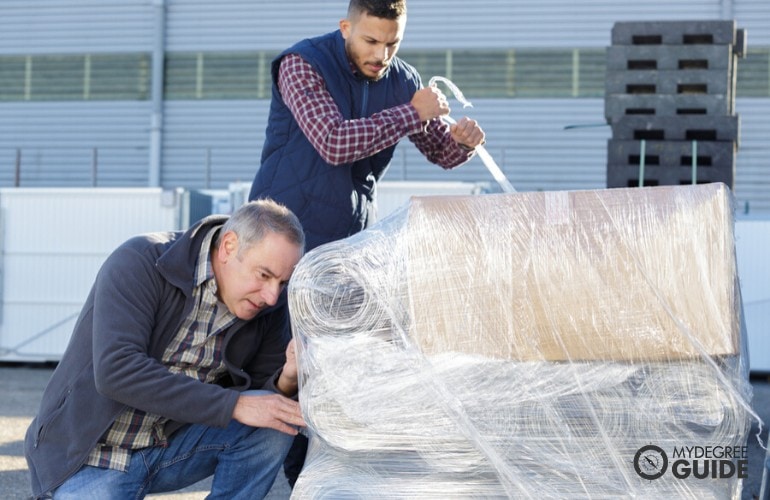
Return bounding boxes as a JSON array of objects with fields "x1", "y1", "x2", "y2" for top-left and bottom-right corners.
[{"x1": 288, "y1": 183, "x2": 755, "y2": 499}]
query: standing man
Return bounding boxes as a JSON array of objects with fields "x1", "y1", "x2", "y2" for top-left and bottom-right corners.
[
  {"x1": 248, "y1": 0, "x2": 486, "y2": 252},
  {"x1": 248, "y1": 0, "x2": 485, "y2": 487},
  {"x1": 25, "y1": 200, "x2": 306, "y2": 499}
]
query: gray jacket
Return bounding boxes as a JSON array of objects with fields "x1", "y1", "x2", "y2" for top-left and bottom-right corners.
[{"x1": 24, "y1": 215, "x2": 291, "y2": 497}]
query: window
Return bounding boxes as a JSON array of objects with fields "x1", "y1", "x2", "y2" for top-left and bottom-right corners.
[
  {"x1": 403, "y1": 48, "x2": 607, "y2": 98},
  {"x1": 576, "y1": 49, "x2": 606, "y2": 97},
  {"x1": 0, "y1": 53, "x2": 150, "y2": 101},
  {"x1": 89, "y1": 54, "x2": 150, "y2": 100},
  {"x1": 398, "y1": 50, "x2": 446, "y2": 86},
  {"x1": 165, "y1": 51, "x2": 278, "y2": 99},
  {"x1": 736, "y1": 49, "x2": 770, "y2": 97},
  {"x1": 0, "y1": 48, "x2": 767, "y2": 102},
  {"x1": 0, "y1": 56, "x2": 26, "y2": 101},
  {"x1": 164, "y1": 53, "x2": 200, "y2": 99},
  {"x1": 452, "y1": 50, "x2": 515, "y2": 98},
  {"x1": 31, "y1": 55, "x2": 84, "y2": 100},
  {"x1": 510, "y1": 49, "x2": 574, "y2": 97},
  {"x1": 203, "y1": 53, "x2": 261, "y2": 99}
]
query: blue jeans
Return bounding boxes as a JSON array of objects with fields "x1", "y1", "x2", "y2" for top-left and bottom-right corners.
[{"x1": 52, "y1": 391, "x2": 294, "y2": 500}]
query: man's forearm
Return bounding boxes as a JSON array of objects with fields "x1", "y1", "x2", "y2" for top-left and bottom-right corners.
[
  {"x1": 409, "y1": 118, "x2": 475, "y2": 169},
  {"x1": 279, "y1": 54, "x2": 423, "y2": 165}
]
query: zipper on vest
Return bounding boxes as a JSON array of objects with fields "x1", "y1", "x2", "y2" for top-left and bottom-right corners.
[{"x1": 361, "y1": 81, "x2": 369, "y2": 116}]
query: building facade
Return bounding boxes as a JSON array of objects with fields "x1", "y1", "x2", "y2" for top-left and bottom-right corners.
[{"x1": 1, "y1": 0, "x2": 769, "y2": 212}]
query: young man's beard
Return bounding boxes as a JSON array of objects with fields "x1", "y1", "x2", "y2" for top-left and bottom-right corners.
[{"x1": 346, "y1": 44, "x2": 387, "y2": 81}]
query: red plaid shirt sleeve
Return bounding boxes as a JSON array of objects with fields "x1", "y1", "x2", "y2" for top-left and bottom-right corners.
[{"x1": 278, "y1": 54, "x2": 473, "y2": 168}]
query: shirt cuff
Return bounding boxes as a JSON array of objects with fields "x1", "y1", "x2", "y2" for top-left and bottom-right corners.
[{"x1": 402, "y1": 104, "x2": 428, "y2": 135}]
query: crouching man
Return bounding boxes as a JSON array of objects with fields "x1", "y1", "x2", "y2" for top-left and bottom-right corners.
[{"x1": 25, "y1": 199, "x2": 306, "y2": 499}]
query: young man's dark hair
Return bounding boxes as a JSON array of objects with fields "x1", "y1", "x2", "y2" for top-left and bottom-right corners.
[{"x1": 347, "y1": 0, "x2": 406, "y2": 20}]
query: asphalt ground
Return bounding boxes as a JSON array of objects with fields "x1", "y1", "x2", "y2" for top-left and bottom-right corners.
[{"x1": 1, "y1": 364, "x2": 768, "y2": 499}]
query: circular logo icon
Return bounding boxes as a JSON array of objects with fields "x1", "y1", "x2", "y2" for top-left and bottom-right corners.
[{"x1": 634, "y1": 444, "x2": 668, "y2": 480}]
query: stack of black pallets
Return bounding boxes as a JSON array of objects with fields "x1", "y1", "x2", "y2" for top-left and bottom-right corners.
[{"x1": 605, "y1": 20, "x2": 746, "y2": 188}]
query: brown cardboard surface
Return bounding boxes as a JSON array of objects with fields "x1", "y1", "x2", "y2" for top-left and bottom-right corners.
[{"x1": 406, "y1": 183, "x2": 740, "y2": 361}]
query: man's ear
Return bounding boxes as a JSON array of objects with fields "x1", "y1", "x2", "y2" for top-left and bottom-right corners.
[
  {"x1": 339, "y1": 18, "x2": 351, "y2": 39},
  {"x1": 219, "y1": 231, "x2": 239, "y2": 261}
]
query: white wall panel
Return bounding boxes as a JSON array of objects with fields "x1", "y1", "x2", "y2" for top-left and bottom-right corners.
[
  {"x1": 376, "y1": 180, "x2": 484, "y2": 220},
  {"x1": 390, "y1": 98, "x2": 610, "y2": 193},
  {"x1": 160, "y1": 95, "x2": 768, "y2": 212},
  {"x1": 0, "y1": 0, "x2": 768, "y2": 213},
  {"x1": 0, "y1": 188, "x2": 184, "y2": 361},
  {"x1": 0, "y1": 1, "x2": 767, "y2": 365},
  {"x1": 165, "y1": 0, "x2": 341, "y2": 51},
  {"x1": 0, "y1": 1, "x2": 152, "y2": 54},
  {"x1": 735, "y1": 217, "x2": 770, "y2": 372},
  {"x1": 164, "y1": 0, "x2": 729, "y2": 50},
  {"x1": 735, "y1": 0, "x2": 770, "y2": 45},
  {"x1": 405, "y1": 0, "x2": 723, "y2": 48},
  {"x1": 0, "y1": 0, "x2": 755, "y2": 54},
  {"x1": 160, "y1": 100, "x2": 266, "y2": 188},
  {"x1": 0, "y1": 102, "x2": 151, "y2": 187},
  {"x1": 734, "y1": 101, "x2": 770, "y2": 214}
]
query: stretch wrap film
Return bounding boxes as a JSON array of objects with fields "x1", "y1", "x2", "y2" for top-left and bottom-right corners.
[{"x1": 288, "y1": 183, "x2": 756, "y2": 499}]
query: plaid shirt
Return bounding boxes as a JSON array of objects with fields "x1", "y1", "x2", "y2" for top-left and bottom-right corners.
[
  {"x1": 86, "y1": 226, "x2": 238, "y2": 471},
  {"x1": 278, "y1": 53, "x2": 473, "y2": 168}
]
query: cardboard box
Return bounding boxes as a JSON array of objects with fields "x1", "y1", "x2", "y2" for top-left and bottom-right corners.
[{"x1": 406, "y1": 183, "x2": 740, "y2": 361}]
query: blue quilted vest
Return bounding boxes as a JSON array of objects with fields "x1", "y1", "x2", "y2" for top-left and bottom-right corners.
[{"x1": 248, "y1": 30, "x2": 421, "y2": 250}]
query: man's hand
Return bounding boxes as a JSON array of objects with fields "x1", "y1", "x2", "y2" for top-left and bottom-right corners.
[
  {"x1": 411, "y1": 86, "x2": 450, "y2": 122},
  {"x1": 276, "y1": 338, "x2": 298, "y2": 396},
  {"x1": 450, "y1": 117, "x2": 485, "y2": 150},
  {"x1": 232, "y1": 392, "x2": 305, "y2": 436}
]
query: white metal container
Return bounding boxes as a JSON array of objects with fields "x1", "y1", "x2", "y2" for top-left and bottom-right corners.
[
  {"x1": 376, "y1": 181, "x2": 486, "y2": 221},
  {"x1": 229, "y1": 180, "x2": 487, "y2": 222},
  {"x1": 0, "y1": 188, "x2": 185, "y2": 362},
  {"x1": 735, "y1": 217, "x2": 770, "y2": 372}
]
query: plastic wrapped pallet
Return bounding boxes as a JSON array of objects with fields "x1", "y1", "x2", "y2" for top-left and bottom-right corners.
[{"x1": 288, "y1": 183, "x2": 755, "y2": 499}]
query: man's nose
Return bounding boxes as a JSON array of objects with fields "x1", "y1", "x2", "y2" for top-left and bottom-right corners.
[
  {"x1": 261, "y1": 282, "x2": 281, "y2": 306},
  {"x1": 375, "y1": 45, "x2": 388, "y2": 61}
]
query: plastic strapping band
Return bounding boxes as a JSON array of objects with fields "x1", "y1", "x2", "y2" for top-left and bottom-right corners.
[{"x1": 428, "y1": 76, "x2": 516, "y2": 193}]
